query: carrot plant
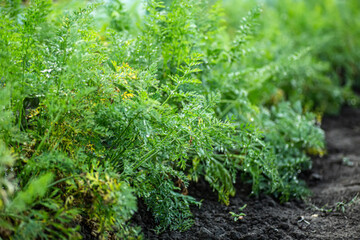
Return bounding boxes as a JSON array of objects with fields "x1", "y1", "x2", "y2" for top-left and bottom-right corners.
[{"x1": 3, "y1": 0, "x2": 356, "y2": 238}]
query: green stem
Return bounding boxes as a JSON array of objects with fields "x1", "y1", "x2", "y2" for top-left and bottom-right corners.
[
  {"x1": 106, "y1": 111, "x2": 142, "y2": 161},
  {"x1": 0, "y1": 212, "x2": 26, "y2": 220},
  {"x1": 130, "y1": 131, "x2": 175, "y2": 171},
  {"x1": 161, "y1": 82, "x2": 181, "y2": 107},
  {"x1": 131, "y1": 148, "x2": 161, "y2": 171},
  {"x1": 114, "y1": 111, "x2": 142, "y2": 147},
  {"x1": 48, "y1": 174, "x2": 81, "y2": 188},
  {"x1": 219, "y1": 101, "x2": 236, "y2": 119},
  {"x1": 109, "y1": 132, "x2": 139, "y2": 164},
  {"x1": 32, "y1": 109, "x2": 63, "y2": 159},
  {"x1": 58, "y1": 36, "x2": 68, "y2": 92}
]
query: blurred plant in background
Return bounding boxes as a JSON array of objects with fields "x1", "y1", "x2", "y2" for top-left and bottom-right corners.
[{"x1": 223, "y1": 0, "x2": 360, "y2": 113}]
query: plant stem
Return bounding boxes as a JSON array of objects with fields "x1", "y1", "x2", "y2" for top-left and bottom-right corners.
[
  {"x1": 32, "y1": 109, "x2": 63, "y2": 159},
  {"x1": 130, "y1": 131, "x2": 176, "y2": 171}
]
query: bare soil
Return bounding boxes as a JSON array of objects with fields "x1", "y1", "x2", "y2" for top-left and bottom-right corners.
[{"x1": 135, "y1": 106, "x2": 360, "y2": 240}]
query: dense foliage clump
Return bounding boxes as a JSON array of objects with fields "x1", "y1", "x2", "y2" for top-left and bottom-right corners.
[{"x1": 0, "y1": 0, "x2": 358, "y2": 238}]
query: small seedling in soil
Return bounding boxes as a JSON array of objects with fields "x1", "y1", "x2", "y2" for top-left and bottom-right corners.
[
  {"x1": 306, "y1": 202, "x2": 333, "y2": 213},
  {"x1": 229, "y1": 204, "x2": 247, "y2": 221},
  {"x1": 335, "y1": 194, "x2": 359, "y2": 213}
]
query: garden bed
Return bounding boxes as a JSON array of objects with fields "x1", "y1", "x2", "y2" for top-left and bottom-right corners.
[
  {"x1": 1, "y1": 1, "x2": 360, "y2": 239},
  {"x1": 135, "y1": 106, "x2": 360, "y2": 240}
]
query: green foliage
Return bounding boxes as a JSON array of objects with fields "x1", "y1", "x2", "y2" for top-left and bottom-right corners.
[
  {"x1": 223, "y1": 0, "x2": 360, "y2": 113},
  {"x1": 258, "y1": 102, "x2": 324, "y2": 200},
  {"x1": 135, "y1": 163, "x2": 200, "y2": 233},
  {"x1": 0, "y1": 0, "x2": 356, "y2": 238},
  {"x1": 0, "y1": 142, "x2": 80, "y2": 239},
  {"x1": 7, "y1": 173, "x2": 53, "y2": 213},
  {"x1": 0, "y1": 140, "x2": 15, "y2": 211}
]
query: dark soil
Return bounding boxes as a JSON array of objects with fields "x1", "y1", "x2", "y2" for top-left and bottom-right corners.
[{"x1": 135, "y1": 106, "x2": 360, "y2": 240}]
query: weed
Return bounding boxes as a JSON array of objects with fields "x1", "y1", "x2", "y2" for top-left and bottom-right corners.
[
  {"x1": 229, "y1": 204, "x2": 247, "y2": 221},
  {"x1": 335, "y1": 194, "x2": 359, "y2": 213}
]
